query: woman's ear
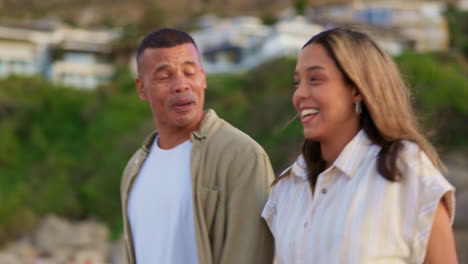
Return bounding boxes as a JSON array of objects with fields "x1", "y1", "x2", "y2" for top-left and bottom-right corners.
[{"x1": 352, "y1": 87, "x2": 362, "y2": 103}]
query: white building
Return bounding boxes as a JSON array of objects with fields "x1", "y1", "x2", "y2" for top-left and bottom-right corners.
[
  {"x1": 307, "y1": 0, "x2": 449, "y2": 53},
  {"x1": 458, "y1": 0, "x2": 468, "y2": 10},
  {"x1": 192, "y1": 15, "x2": 323, "y2": 74},
  {"x1": 0, "y1": 24, "x2": 51, "y2": 78},
  {"x1": 262, "y1": 16, "x2": 323, "y2": 59},
  {"x1": 50, "y1": 27, "x2": 119, "y2": 89},
  {"x1": 192, "y1": 15, "x2": 272, "y2": 74},
  {"x1": 0, "y1": 21, "x2": 119, "y2": 89}
]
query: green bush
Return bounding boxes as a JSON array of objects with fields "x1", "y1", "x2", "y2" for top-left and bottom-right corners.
[
  {"x1": 396, "y1": 52, "x2": 468, "y2": 148},
  {"x1": 0, "y1": 73, "x2": 152, "y2": 243},
  {"x1": 446, "y1": 6, "x2": 468, "y2": 58}
]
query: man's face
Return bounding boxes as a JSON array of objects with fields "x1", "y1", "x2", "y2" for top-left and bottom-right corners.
[{"x1": 136, "y1": 43, "x2": 207, "y2": 133}]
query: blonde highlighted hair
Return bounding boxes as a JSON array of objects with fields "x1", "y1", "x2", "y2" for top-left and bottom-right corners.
[{"x1": 291, "y1": 27, "x2": 444, "y2": 185}]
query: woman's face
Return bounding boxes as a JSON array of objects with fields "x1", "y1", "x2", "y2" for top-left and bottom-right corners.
[{"x1": 293, "y1": 43, "x2": 361, "y2": 143}]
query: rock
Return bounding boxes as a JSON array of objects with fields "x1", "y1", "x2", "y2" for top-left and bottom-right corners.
[
  {"x1": 74, "y1": 220, "x2": 109, "y2": 250},
  {"x1": 0, "y1": 252, "x2": 23, "y2": 264},
  {"x1": 454, "y1": 189, "x2": 468, "y2": 229},
  {"x1": 34, "y1": 214, "x2": 73, "y2": 253},
  {"x1": 3, "y1": 237, "x2": 41, "y2": 263},
  {"x1": 32, "y1": 214, "x2": 111, "y2": 263},
  {"x1": 75, "y1": 248, "x2": 108, "y2": 264},
  {"x1": 109, "y1": 236, "x2": 127, "y2": 264},
  {"x1": 51, "y1": 246, "x2": 75, "y2": 263},
  {"x1": 444, "y1": 152, "x2": 468, "y2": 190},
  {"x1": 444, "y1": 152, "x2": 468, "y2": 228},
  {"x1": 1, "y1": 214, "x2": 117, "y2": 263},
  {"x1": 31, "y1": 257, "x2": 59, "y2": 264},
  {"x1": 455, "y1": 229, "x2": 468, "y2": 264}
]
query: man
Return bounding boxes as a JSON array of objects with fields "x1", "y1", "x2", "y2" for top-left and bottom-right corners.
[{"x1": 120, "y1": 28, "x2": 275, "y2": 264}]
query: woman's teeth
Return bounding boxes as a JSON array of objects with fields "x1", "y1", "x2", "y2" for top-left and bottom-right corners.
[{"x1": 301, "y1": 109, "x2": 320, "y2": 117}]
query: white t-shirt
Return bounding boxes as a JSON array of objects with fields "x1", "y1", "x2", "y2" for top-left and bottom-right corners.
[{"x1": 128, "y1": 138, "x2": 199, "y2": 264}]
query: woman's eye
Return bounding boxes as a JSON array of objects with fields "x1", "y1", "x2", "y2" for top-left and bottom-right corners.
[{"x1": 310, "y1": 77, "x2": 324, "y2": 84}]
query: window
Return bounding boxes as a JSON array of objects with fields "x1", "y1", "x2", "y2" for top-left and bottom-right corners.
[{"x1": 64, "y1": 52, "x2": 96, "y2": 64}]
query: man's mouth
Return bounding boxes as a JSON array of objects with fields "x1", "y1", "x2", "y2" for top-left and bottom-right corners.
[
  {"x1": 172, "y1": 98, "x2": 194, "y2": 112},
  {"x1": 176, "y1": 101, "x2": 192, "y2": 107}
]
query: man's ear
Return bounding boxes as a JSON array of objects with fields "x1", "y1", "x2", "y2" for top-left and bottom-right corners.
[
  {"x1": 136, "y1": 77, "x2": 147, "y2": 100},
  {"x1": 201, "y1": 68, "x2": 207, "y2": 90}
]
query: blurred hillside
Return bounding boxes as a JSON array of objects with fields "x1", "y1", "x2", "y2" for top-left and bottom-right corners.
[
  {"x1": 0, "y1": 0, "x2": 291, "y2": 28},
  {"x1": 0, "y1": 50, "x2": 467, "y2": 245},
  {"x1": 0, "y1": 0, "x2": 460, "y2": 28},
  {"x1": 306, "y1": 0, "x2": 459, "y2": 7},
  {"x1": 0, "y1": 1, "x2": 467, "y2": 262}
]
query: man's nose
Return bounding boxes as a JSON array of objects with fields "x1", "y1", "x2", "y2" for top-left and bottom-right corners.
[{"x1": 171, "y1": 75, "x2": 190, "y2": 93}]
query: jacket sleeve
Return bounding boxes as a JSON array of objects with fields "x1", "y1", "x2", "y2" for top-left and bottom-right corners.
[{"x1": 219, "y1": 150, "x2": 275, "y2": 264}]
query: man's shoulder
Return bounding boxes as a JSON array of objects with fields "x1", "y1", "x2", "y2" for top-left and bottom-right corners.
[
  {"x1": 207, "y1": 115, "x2": 266, "y2": 156},
  {"x1": 121, "y1": 131, "x2": 157, "y2": 193}
]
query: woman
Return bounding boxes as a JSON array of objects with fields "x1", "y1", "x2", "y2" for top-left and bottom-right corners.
[{"x1": 262, "y1": 28, "x2": 458, "y2": 263}]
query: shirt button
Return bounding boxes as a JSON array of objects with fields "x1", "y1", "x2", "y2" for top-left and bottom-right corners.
[{"x1": 321, "y1": 188, "x2": 327, "y2": 194}]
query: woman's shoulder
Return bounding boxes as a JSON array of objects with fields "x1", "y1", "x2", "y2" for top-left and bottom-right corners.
[
  {"x1": 270, "y1": 157, "x2": 309, "y2": 200},
  {"x1": 396, "y1": 139, "x2": 420, "y2": 157},
  {"x1": 397, "y1": 140, "x2": 440, "y2": 176},
  {"x1": 397, "y1": 140, "x2": 455, "y2": 214}
]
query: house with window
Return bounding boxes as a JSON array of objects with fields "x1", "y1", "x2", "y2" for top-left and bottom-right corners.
[
  {"x1": 191, "y1": 15, "x2": 323, "y2": 74},
  {"x1": 458, "y1": 0, "x2": 468, "y2": 10},
  {"x1": 192, "y1": 15, "x2": 272, "y2": 73},
  {"x1": 307, "y1": 0, "x2": 449, "y2": 53},
  {"x1": 50, "y1": 27, "x2": 119, "y2": 89},
  {"x1": 0, "y1": 23, "x2": 52, "y2": 78},
  {"x1": 262, "y1": 16, "x2": 323, "y2": 60},
  {"x1": 0, "y1": 21, "x2": 120, "y2": 89}
]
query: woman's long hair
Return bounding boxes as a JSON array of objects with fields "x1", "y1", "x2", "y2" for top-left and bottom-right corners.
[{"x1": 277, "y1": 27, "x2": 444, "y2": 187}]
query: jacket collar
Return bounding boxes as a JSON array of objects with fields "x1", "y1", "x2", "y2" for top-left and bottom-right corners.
[
  {"x1": 191, "y1": 109, "x2": 221, "y2": 141},
  {"x1": 140, "y1": 109, "x2": 219, "y2": 153}
]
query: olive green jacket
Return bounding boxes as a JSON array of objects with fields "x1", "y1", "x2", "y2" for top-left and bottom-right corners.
[{"x1": 121, "y1": 109, "x2": 275, "y2": 264}]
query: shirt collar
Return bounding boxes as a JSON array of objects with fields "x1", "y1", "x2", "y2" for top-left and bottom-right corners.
[
  {"x1": 290, "y1": 155, "x2": 309, "y2": 181},
  {"x1": 290, "y1": 130, "x2": 375, "y2": 180},
  {"x1": 332, "y1": 129, "x2": 374, "y2": 179},
  {"x1": 141, "y1": 109, "x2": 220, "y2": 153}
]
